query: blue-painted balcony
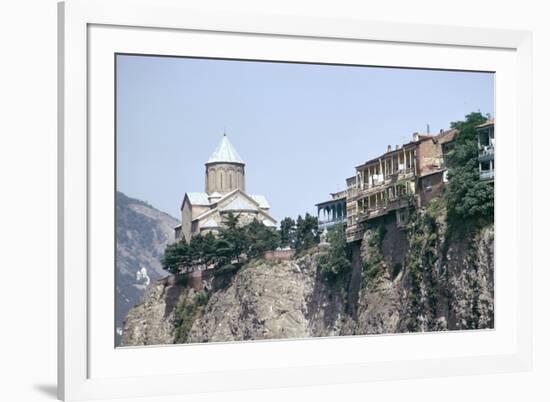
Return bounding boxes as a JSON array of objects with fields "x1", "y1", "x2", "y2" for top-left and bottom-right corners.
[{"x1": 318, "y1": 215, "x2": 347, "y2": 231}]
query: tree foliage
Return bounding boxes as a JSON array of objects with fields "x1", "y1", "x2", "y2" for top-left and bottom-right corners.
[
  {"x1": 279, "y1": 217, "x2": 296, "y2": 248},
  {"x1": 162, "y1": 213, "x2": 281, "y2": 274},
  {"x1": 162, "y1": 240, "x2": 190, "y2": 274},
  {"x1": 294, "y1": 213, "x2": 320, "y2": 252},
  {"x1": 217, "y1": 213, "x2": 247, "y2": 263},
  {"x1": 162, "y1": 211, "x2": 320, "y2": 275},
  {"x1": 244, "y1": 219, "x2": 281, "y2": 259},
  {"x1": 445, "y1": 112, "x2": 494, "y2": 231},
  {"x1": 318, "y1": 224, "x2": 351, "y2": 282}
]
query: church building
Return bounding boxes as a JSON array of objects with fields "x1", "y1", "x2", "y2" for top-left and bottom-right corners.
[{"x1": 175, "y1": 134, "x2": 277, "y2": 242}]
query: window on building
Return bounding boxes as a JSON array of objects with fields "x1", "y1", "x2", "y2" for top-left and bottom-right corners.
[
  {"x1": 480, "y1": 161, "x2": 491, "y2": 171},
  {"x1": 479, "y1": 129, "x2": 491, "y2": 147}
]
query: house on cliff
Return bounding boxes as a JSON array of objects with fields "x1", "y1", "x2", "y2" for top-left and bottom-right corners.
[
  {"x1": 477, "y1": 119, "x2": 495, "y2": 182},
  {"x1": 343, "y1": 128, "x2": 458, "y2": 242}
]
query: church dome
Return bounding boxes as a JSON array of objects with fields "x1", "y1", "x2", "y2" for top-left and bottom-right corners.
[
  {"x1": 204, "y1": 134, "x2": 246, "y2": 194},
  {"x1": 206, "y1": 134, "x2": 244, "y2": 164}
]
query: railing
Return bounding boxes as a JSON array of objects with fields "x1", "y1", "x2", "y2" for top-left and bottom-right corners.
[
  {"x1": 345, "y1": 225, "x2": 364, "y2": 242},
  {"x1": 356, "y1": 196, "x2": 413, "y2": 222},
  {"x1": 480, "y1": 170, "x2": 494, "y2": 181},
  {"x1": 479, "y1": 145, "x2": 494, "y2": 161},
  {"x1": 357, "y1": 169, "x2": 415, "y2": 194},
  {"x1": 318, "y1": 216, "x2": 346, "y2": 225},
  {"x1": 319, "y1": 216, "x2": 346, "y2": 230}
]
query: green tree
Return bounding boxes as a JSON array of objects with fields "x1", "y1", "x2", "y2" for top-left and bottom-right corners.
[
  {"x1": 294, "y1": 213, "x2": 320, "y2": 252},
  {"x1": 244, "y1": 219, "x2": 280, "y2": 258},
  {"x1": 445, "y1": 112, "x2": 494, "y2": 231},
  {"x1": 278, "y1": 217, "x2": 296, "y2": 248},
  {"x1": 188, "y1": 234, "x2": 207, "y2": 268},
  {"x1": 212, "y1": 238, "x2": 234, "y2": 269},
  {"x1": 222, "y1": 212, "x2": 239, "y2": 231},
  {"x1": 162, "y1": 239, "x2": 190, "y2": 274},
  {"x1": 317, "y1": 224, "x2": 351, "y2": 282},
  {"x1": 202, "y1": 232, "x2": 217, "y2": 267},
  {"x1": 218, "y1": 212, "x2": 247, "y2": 262}
]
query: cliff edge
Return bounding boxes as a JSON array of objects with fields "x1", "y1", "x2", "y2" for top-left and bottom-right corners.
[{"x1": 121, "y1": 205, "x2": 494, "y2": 346}]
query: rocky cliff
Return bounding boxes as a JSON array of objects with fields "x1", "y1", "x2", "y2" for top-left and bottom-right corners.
[
  {"x1": 121, "y1": 204, "x2": 494, "y2": 346},
  {"x1": 350, "y1": 203, "x2": 494, "y2": 335},
  {"x1": 115, "y1": 191, "x2": 178, "y2": 345}
]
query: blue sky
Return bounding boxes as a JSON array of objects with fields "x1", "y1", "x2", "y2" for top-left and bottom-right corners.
[{"x1": 116, "y1": 55, "x2": 494, "y2": 221}]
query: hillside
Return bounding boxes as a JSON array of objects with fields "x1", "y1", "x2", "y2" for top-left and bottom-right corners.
[
  {"x1": 121, "y1": 204, "x2": 494, "y2": 346},
  {"x1": 115, "y1": 191, "x2": 178, "y2": 345}
]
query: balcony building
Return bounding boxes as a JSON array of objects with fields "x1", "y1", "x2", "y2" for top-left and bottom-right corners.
[
  {"x1": 477, "y1": 120, "x2": 495, "y2": 182},
  {"x1": 316, "y1": 190, "x2": 347, "y2": 231},
  {"x1": 344, "y1": 129, "x2": 457, "y2": 242}
]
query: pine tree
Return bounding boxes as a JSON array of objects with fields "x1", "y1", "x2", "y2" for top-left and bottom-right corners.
[
  {"x1": 279, "y1": 217, "x2": 296, "y2": 248},
  {"x1": 245, "y1": 219, "x2": 280, "y2": 258},
  {"x1": 294, "y1": 213, "x2": 320, "y2": 252},
  {"x1": 162, "y1": 239, "x2": 190, "y2": 274}
]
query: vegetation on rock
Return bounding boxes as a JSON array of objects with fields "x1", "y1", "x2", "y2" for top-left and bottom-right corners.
[
  {"x1": 174, "y1": 290, "x2": 210, "y2": 343},
  {"x1": 123, "y1": 112, "x2": 495, "y2": 345},
  {"x1": 162, "y1": 212, "x2": 320, "y2": 275},
  {"x1": 360, "y1": 225, "x2": 386, "y2": 289},
  {"x1": 115, "y1": 191, "x2": 178, "y2": 346},
  {"x1": 317, "y1": 224, "x2": 351, "y2": 283},
  {"x1": 445, "y1": 112, "x2": 494, "y2": 233}
]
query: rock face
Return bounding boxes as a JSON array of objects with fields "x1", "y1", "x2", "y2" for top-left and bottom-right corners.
[
  {"x1": 116, "y1": 191, "x2": 178, "y2": 345},
  {"x1": 351, "y1": 210, "x2": 494, "y2": 335},
  {"x1": 121, "y1": 206, "x2": 494, "y2": 346},
  {"x1": 122, "y1": 252, "x2": 347, "y2": 345},
  {"x1": 189, "y1": 260, "x2": 313, "y2": 342},
  {"x1": 121, "y1": 281, "x2": 186, "y2": 346}
]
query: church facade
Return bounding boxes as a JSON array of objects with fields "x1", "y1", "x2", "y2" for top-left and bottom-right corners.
[{"x1": 175, "y1": 134, "x2": 277, "y2": 243}]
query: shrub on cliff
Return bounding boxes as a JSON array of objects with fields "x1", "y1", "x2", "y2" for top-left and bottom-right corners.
[
  {"x1": 361, "y1": 225, "x2": 385, "y2": 289},
  {"x1": 318, "y1": 224, "x2": 351, "y2": 283},
  {"x1": 445, "y1": 112, "x2": 494, "y2": 232}
]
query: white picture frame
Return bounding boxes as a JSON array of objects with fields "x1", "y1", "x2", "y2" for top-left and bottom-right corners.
[{"x1": 58, "y1": 0, "x2": 533, "y2": 400}]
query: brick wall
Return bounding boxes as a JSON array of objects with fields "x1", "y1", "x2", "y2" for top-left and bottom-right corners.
[{"x1": 264, "y1": 249, "x2": 296, "y2": 261}]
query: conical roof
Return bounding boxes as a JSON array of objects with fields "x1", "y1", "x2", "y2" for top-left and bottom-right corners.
[{"x1": 206, "y1": 135, "x2": 244, "y2": 164}]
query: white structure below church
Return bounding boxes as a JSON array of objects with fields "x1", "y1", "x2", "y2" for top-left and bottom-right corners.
[{"x1": 175, "y1": 134, "x2": 277, "y2": 242}]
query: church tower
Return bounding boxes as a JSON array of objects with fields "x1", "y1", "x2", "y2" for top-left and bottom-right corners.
[{"x1": 205, "y1": 134, "x2": 246, "y2": 194}]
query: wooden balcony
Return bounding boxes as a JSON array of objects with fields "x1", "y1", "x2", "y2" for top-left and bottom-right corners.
[
  {"x1": 352, "y1": 169, "x2": 415, "y2": 198},
  {"x1": 345, "y1": 225, "x2": 364, "y2": 242},
  {"x1": 356, "y1": 196, "x2": 413, "y2": 222}
]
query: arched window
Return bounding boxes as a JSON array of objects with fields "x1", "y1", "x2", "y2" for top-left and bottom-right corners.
[{"x1": 229, "y1": 172, "x2": 233, "y2": 189}]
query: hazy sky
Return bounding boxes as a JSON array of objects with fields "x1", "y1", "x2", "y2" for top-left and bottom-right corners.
[{"x1": 116, "y1": 54, "x2": 494, "y2": 221}]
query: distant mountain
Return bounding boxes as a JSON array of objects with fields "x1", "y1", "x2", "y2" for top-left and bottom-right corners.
[{"x1": 115, "y1": 191, "x2": 178, "y2": 346}]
